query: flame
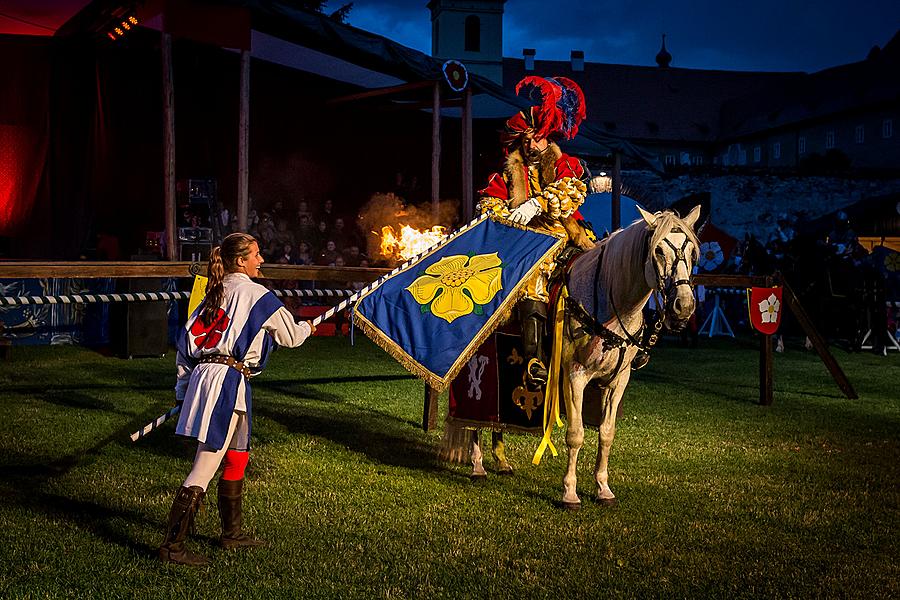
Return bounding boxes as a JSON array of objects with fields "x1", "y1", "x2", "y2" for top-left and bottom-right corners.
[{"x1": 379, "y1": 224, "x2": 447, "y2": 261}]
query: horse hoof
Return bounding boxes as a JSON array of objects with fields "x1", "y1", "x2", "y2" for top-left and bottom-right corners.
[
  {"x1": 469, "y1": 473, "x2": 487, "y2": 482},
  {"x1": 497, "y1": 467, "x2": 514, "y2": 476},
  {"x1": 595, "y1": 497, "x2": 618, "y2": 507},
  {"x1": 560, "y1": 501, "x2": 581, "y2": 511}
]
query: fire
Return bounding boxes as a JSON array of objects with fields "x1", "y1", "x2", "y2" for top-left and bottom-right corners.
[{"x1": 379, "y1": 224, "x2": 447, "y2": 261}]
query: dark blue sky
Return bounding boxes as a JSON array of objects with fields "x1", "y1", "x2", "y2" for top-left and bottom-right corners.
[{"x1": 333, "y1": 0, "x2": 899, "y2": 73}]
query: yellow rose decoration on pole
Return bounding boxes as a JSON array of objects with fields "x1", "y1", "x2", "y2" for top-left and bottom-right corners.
[{"x1": 406, "y1": 253, "x2": 503, "y2": 323}]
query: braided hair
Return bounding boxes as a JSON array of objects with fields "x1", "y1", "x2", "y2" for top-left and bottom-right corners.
[{"x1": 199, "y1": 232, "x2": 257, "y2": 326}]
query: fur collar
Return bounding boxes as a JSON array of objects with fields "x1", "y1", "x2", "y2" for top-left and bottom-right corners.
[{"x1": 504, "y1": 142, "x2": 563, "y2": 208}]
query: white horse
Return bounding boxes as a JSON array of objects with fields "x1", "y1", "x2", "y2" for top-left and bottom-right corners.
[{"x1": 555, "y1": 206, "x2": 700, "y2": 508}]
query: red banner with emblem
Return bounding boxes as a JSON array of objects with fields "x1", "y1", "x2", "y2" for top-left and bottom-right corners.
[{"x1": 748, "y1": 287, "x2": 783, "y2": 335}]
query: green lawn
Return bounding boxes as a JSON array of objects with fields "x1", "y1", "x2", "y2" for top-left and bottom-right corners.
[{"x1": 0, "y1": 336, "x2": 897, "y2": 599}]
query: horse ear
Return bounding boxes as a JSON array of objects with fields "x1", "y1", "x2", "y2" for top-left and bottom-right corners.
[
  {"x1": 682, "y1": 205, "x2": 702, "y2": 230},
  {"x1": 637, "y1": 206, "x2": 657, "y2": 226}
]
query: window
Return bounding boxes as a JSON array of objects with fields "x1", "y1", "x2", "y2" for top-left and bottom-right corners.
[
  {"x1": 773, "y1": 142, "x2": 781, "y2": 159},
  {"x1": 691, "y1": 155, "x2": 704, "y2": 166},
  {"x1": 738, "y1": 147, "x2": 747, "y2": 165},
  {"x1": 799, "y1": 136, "x2": 807, "y2": 154},
  {"x1": 825, "y1": 130, "x2": 835, "y2": 149},
  {"x1": 464, "y1": 15, "x2": 480, "y2": 52},
  {"x1": 855, "y1": 125, "x2": 865, "y2": 144},
  {"x1": 753, "y1": 146, "x2": 761, "y2": 162},
  {"x1": 664, "y1": 154, "x2": 676, "y2": 166},
  {"x1": 884, "y1": 118, "x2": 894, "y2": 139}
]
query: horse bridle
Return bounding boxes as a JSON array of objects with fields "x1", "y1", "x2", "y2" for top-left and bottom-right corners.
[{"x1": 650, "y1": 229, "x2": 696, "y2": 316}]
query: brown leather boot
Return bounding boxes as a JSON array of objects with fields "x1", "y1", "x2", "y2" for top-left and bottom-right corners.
[
  {"x1": 158, "y1": 485, "x2": 209, "y2": 566},
  {"x1": 218, "y1": 478, "x2": 265, "y2": 550}
]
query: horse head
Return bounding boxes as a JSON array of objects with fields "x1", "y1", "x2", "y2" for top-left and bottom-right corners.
[{"x1": 637, "y1": 205, "x2": 701, "y2": 330}]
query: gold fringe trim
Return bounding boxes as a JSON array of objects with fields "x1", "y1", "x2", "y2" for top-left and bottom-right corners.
[{"x1": 353, "y1": 221, "x2": 567, "y2": 393}]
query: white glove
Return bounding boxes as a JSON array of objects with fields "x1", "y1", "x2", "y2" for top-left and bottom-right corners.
[{"x1": 508, "y1": 197, "x2": 542, "y2": 225}]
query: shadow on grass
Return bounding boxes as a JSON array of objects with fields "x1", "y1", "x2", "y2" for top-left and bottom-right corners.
[
  {"x1": 253, "y1": 400, "x2": 464, "y2": 481},
  {"x1": 0, "y1": 487, "x2": 159, "y2": 557}
]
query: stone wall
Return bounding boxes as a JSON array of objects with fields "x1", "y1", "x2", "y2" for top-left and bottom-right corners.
[{"x1": 620, "y1": 171, "x2": 900, "y2": 239}]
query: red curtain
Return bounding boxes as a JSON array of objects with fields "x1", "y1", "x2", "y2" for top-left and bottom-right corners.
[{"x1": 0, "y1": 36, "x2": 50, "y2": 236}]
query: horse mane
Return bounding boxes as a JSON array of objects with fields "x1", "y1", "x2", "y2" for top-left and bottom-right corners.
[{"x1": 595, "y1": 210, "x2": 700, "y2": 298}]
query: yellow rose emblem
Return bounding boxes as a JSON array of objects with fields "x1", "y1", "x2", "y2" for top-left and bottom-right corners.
[{"x1": 406, "y1": 253, "x2": 503, "y2": 323}]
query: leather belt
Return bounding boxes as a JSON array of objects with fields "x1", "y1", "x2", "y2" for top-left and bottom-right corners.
[{"x1": 198, "y1": 355, "x2": 251, "y2": 380}]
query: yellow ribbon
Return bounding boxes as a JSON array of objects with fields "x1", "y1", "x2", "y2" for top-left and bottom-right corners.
[
  {"x1": 532, "y1": 285, "x2": 568, "y2": 465},
  {"x1": 187, "y1": 275, "x2": 208, "y2": 317}
]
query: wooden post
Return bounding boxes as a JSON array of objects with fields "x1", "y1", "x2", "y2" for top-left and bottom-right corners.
[
  {"x1": 161, "y1": 32, "x2": 177, "y2": 261},
  {"x1": 759, "y1": 276, "x2": 775, "y2": 405},
  {"x1": 431, "y1": 82, "x2": 441, "y2": 224},
  {"x1": 782, "y1": 280, "x2": 858, "y2": 399},
  {"x1": 423, "y1": 385, "x2": 440, "y2": 432},
  {"x1": 461, "y1": 86, "x2": 473, "y2": 222},
  {"x1": 237, "y1": 50, "x2": 250, "y2": 233},
  {"x1": 611, "y1": 152, "x2": 622, "y2": 231},
  {"x1": 759, "y1": 332, "x2": 774, "y2": 406}
]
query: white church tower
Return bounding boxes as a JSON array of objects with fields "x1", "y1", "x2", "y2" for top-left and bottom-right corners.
[{"x1": 428, "y1": 0, "x2": 506, "y2": 84}]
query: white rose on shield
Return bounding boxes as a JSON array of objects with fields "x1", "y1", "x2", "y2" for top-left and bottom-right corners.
[
  {"x1": 758, "y1": 293, "x2": 780, "y2": 323},
  {"x1": 698, "y1": 241, "x2": 724, "y2": 271}
]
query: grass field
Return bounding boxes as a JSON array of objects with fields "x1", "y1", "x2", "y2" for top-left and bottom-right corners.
[{"x1": 0, "y1": 335, "x2": 898, "y2": 599}]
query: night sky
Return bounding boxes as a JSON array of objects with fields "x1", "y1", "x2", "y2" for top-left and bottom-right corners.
[
  {"x1": 338, "y1": 0, "x2": 899, "y2": 73},
  {"x1": 1, "y1": 1, "x2": 897, "y2": 73}
]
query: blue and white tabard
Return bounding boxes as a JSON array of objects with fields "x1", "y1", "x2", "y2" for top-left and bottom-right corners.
[{"x1": 174, "y1": 272, "x2": 311, "y2": 450}]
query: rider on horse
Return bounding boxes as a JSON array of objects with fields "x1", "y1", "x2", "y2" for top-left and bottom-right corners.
[{"x1": 477, "y1": 76, "x2": 596, "y2": 387}]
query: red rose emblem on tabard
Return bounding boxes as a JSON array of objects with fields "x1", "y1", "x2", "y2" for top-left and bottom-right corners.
[{"x1": 190, "y1": 309, "x2": 230, "y2": 349}]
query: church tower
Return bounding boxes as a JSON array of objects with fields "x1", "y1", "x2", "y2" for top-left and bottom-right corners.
[{"x1": 428, "y1": 0, "x2": 506, "y2": 84}]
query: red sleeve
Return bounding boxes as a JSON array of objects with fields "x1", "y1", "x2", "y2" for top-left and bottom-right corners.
[
  {"x1": 554, "y1": 154, "x2": 584, "y2": 180},
  {"x1": 478, "y1": 172, "x2": 509, "y2": 200}
]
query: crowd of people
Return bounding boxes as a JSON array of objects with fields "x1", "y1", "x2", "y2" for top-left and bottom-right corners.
[{"x1": 233, "y1": 198, "x2": 372, "y2": 270}]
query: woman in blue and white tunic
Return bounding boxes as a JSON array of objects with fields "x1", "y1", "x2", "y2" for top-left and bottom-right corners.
[{"x1": 159, "y1": 232, "x2": 315, "y2": 566}]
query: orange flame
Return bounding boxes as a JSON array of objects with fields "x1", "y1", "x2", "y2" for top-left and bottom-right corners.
[{"x1": 379, "y1": 224, "x2": 447, "y2": 261}]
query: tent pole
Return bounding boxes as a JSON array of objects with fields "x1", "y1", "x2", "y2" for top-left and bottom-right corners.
[
  {"x1": 237, "y1": 50, "x2": 250, "y2": 233},
  {"x1": 432, "y1": 82, "x2": 441, "y2": 224},
  {"x1": 162, "y1": 32, "x2": 176, "y2": 261}
]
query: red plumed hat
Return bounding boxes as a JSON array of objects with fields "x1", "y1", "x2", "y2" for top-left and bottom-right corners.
[{"x1": 502, "y1": 76, "x2": 586, "y2": 145}]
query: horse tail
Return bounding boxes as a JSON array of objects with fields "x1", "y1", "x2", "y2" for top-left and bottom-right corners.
[{"x1": 439, "y1": 417, "x2": 473, "y2": 464}]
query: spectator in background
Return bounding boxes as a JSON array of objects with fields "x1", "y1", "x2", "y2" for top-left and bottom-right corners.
[
  {"x1": 316, "y1": 240, "x2": 340, "y2": 266},
  {"x1": 316, "y1": 199, "x2": 336, "y2": 227},
  {"x1": 342, "y1": 245, "x2": 363, "y2": 267},
  {"x1": 311, "y1": 220, "x2": 330, "y2": 254},
  {"x1": 330, "y1": 217, "x2": 354, "y2": 251},
  {"x1": 296, "y1": 199, "x2": 313, "y2": 222},
  {"x1": 295, "y1": 241, "x2": 313, "y2": 265},
  {"x1": 295, "y1": 214, "x2": 315, "y2": 245},
  {"x1": 274, "y1": 219, "x2": 295, "y2": 251},
  {"x1": 276, "y1": 243, "x2": 297, "y2": 265}
]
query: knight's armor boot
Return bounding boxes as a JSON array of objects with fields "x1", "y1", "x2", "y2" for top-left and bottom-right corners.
[{"x1": 519, "y1": 300, "x2": 548, "y2": 386}]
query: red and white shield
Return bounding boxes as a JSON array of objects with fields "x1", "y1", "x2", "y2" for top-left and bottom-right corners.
[{"x1": 748, "y1": 287, "x2": 783, "y2": 335}]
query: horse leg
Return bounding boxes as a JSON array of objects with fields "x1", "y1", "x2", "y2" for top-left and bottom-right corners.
[
  {"x1": 491, "y1": 431, "x2": 513, "y2": 475},
  {"x1": 562, "y1": 366, "x2": 589, "y2": 509},
  {"x1": 594, "y1": 371, "x2": 631, "y2": 505},
  {"x1": 470, "y1": 429, "x2": 487, "y2": 479}
]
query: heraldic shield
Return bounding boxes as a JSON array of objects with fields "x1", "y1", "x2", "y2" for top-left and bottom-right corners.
[
  {"x1": 748, "y1": 286, "x2": 783, "y2": 335},
  {"x1": 354, "y1": 217, "x2": 567, "y2": 392}
]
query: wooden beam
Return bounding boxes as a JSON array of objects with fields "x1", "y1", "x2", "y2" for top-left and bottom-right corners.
[
  {"x1": 375, "y1": 98, "x2": 463, "y2": 111},
  {"x1": 759, "y1": 276, "x2": 775, "y2": 405},
  {"x1": 611, "y1": 152, "x2": 621, "y2": 231},
  {"x1": 237, "y1": 49, "x2": 250, "y2": 233},
  {"x1": 461, "y1": 86, "x2": 473, "y2": 222},
  {"x1": 782, "y1": 280, "x2": 858, "y2": 399},
  {"x1": 432, "y1": 82, "x2": 441, "y2": 224},
  {"x1": 692, "y1": 274, "x2": 770, "y2": 288},
  {"x1": 161, "y1": 32, "x2": 176, "y2": 261},
  {"x1": 0, "y1": 263, "x2": 389, "y2": 282},
  {"x1": 326, "y1": 80, "x2": 437, "y2": 105}
]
